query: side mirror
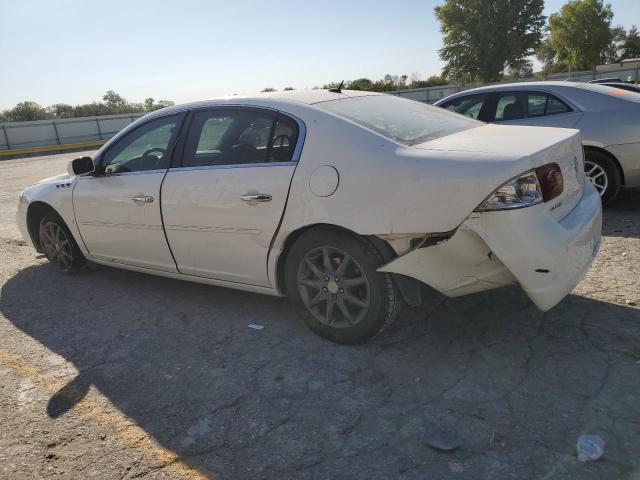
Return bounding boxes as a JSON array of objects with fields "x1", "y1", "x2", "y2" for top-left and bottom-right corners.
[{"x1": 68, "y1": 156, "x2": 95, "y2": 176}]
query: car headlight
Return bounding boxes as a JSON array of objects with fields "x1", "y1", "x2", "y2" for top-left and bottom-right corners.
[{"x1": 476, "y1": 163, "x2": 563, "y2": 211}]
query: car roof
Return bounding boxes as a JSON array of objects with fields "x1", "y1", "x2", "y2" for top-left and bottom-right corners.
[
  {"x1": 156, "y1": 89, "x2": 381, "y2": 116},
  {"x1": 435, "y1": 80, "x2": 640, "y2": 106},
  {"x1": 440, "y1": 80, "x2": 584, "y2": 96}
]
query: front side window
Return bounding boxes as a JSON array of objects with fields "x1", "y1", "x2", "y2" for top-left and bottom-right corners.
[
  {"x1": 181, "y1": 109, "x2": 299, "y2": 167},
  {"x1": 102, "y1": 115, "x2": 180, "y2": 174},
  {"x1": 318, "y1": 95, "x2": 480, "y2": 146},
  {"x1": 441, "y1": 94, "x2": 488, "y2": 120}
]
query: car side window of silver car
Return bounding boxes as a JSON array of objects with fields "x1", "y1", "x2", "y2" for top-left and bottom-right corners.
[
  {"x1": 101, "y1": 115, "x2": 181, "y2": 174},
  {"x1": 441, "y1": 94, "x2": 488, "y2": 120}
]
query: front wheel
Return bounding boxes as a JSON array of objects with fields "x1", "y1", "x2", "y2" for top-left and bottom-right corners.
[
  {"x1": 39, "y1": 213, "x2": 86, "y2": 273},
  {"x1": 284, "y1": 228, "x2": 400, "y2": 344},
  {"x1": 584, "y1": 151, "x2": 621, "y2": 206}
]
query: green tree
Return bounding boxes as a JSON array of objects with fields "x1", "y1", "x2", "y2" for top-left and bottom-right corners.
[
  {"x1": 102, "y1": 90, "x2": 128, "y2": 112},
  {"x1": 621, "y1": 25, "x2": 640, "y2": 59},
  {"x1": 434, "y1": 0, "x2": 545, "y2": 82},
  {"x1": 547, "y1": 0, "x2": 613, "y2": 70},
  {"x1": 261, "y1": 87, "x2": 277, "y2": 92},
  {"x1": 49, "y1": 103, "x2": 74, "y2": 118},
  {"x1": 603, "y1": 26, "x2": 627, "y2": 63},
  {"x1": 1, "y1": 101, "x2": 49, "y2": 122},
  {"x1": 283, "y1": 86, "x2": 295, "y2": 91}
]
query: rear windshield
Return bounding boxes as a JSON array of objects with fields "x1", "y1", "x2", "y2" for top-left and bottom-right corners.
[
  {"x1": 579, "y1": 83, "x2": 640, "y2": 103},
  {"x1": 316, "y1": 94, "x2": 481, "y2": 146}
]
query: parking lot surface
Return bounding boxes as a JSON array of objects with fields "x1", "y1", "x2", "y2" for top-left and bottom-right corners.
[{"x1": 1, "y1": 152, "x2": 639, "y2": 479}]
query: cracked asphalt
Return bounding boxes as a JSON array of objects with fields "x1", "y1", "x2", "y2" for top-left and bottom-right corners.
[{"x1": 0, "y1": 152, "x2": 639, "y2": 479}]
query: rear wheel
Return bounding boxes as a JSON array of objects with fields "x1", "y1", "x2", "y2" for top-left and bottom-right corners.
[
  {"x1": 284, "y1": 228, "x2": 400, "y2": 344},
  {"x1": 39, "y1": 213, "x2": 85, "y2": 273},
  {"x1": 584, "y1": 150, "x2": 621, "y2": 206}
]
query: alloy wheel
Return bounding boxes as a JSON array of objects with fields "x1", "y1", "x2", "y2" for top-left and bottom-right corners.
[
  {"x1": 297, "y1": 246, "x2": 371, "y2": 328},
  {"x1": 584, "y1": 160, "x2": 608, "y2": 197},
  {"x1": 41, "y1": 221, "x2": 74, "y2": 271}
]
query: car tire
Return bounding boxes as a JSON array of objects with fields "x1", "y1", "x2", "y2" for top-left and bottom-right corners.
[
  {"x1": 39, "y1": 212, "x2": 86, "y2": 273},
  {"x1": 284, "y1": 227, "x2": 400, "y2": 344},
  {"x1": 584, "y1": 150, "x2": 621, "y2": 206}
]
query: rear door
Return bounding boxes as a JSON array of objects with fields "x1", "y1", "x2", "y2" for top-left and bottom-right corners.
[{"x1": 161, "y1": 107, "x2": 302, "y2": 287}]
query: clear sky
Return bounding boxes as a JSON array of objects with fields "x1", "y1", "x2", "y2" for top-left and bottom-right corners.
[{"x1": 0, "y1": 0, "x2": 638, "y2": 109}]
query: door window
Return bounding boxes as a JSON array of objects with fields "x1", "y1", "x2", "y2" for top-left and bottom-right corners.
[
  {"x1": 102, "y1": 116, "x2": 181, "y2": 174},
  {"x1": 441, "y1": 94, "x2": 488, "y2": 120},
  {"x1": 527, "y1": 94, "x2": 547, "y2": 117},
  {"x1": 181, "y1": 109, "x2": 299, "y2": 167},
  {"x1": 495, "y1": 94, "x2": 525, "y2": 121},
  {"x1": 545, "y1": 95, "x2": 571, "y2": 115}
]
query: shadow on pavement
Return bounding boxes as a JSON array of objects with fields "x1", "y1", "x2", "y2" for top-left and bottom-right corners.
[{"x1": 1, "y1": 261, "x2": 639, "y2": 480}]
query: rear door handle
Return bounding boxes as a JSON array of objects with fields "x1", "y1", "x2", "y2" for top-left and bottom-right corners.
[
  {"x1": 132, "y1": 195, "x2": 154, "y2": 204},
  {"x1": 240, "y1": 193, "x2": 272, "y2": 203}
]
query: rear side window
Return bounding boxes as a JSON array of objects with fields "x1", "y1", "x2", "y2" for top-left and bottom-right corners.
[
  {"x1": 493, "y1": 92, "x2": 571, "y2": 121},
  {"x1": 317, "y1": 95, "x2": 480, "y2": 146},
  {"x1": 441, "y1": 94, "x2": 488, "y2": 120},
  {"x1": 180, "y1": 109, "x2": 299, "y2": 167}
]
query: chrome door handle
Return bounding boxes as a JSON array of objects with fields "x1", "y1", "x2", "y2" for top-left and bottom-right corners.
[
  {"x1": 132, "y1": 195, "x2": 154, "y2": 204},
  {"x1": 240, "y1": 193, "x2": 272, "y2": 203}
]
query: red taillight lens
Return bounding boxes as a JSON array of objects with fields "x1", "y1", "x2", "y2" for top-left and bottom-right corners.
[{"x1": 535, "y1": 163, "x2": 563, "y2": 202}]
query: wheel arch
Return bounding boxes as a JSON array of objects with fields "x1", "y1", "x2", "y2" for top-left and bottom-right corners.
[
  {"x1": 274, "y1": 223, "x2": 423, "y2": 306},
  {"x1": 583, "y1": 145, "x2": 625, "y2": 186},
  {"x1": 26, "y1": 201, "x2": 62, "y2": 252}
]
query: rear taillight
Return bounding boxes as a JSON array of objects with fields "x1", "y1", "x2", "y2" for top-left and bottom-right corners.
[
  {"x1": 535, "y1": 163, "x2": 563, "y2": 202},
  {"x1": 476, "y1": 162, "x2": 564, "y2": 212}
]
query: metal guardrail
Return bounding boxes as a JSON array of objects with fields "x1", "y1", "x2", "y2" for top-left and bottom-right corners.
[{"x1": 0, "y1": 113, "x2": 144, "y2": 158}]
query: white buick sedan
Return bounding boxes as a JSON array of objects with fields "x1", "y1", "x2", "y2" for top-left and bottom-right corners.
[{"x1": 17, "y1": 90, "x2": 602, "y2": 344}]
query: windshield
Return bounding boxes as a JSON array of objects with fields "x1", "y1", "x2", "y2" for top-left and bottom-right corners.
[{"x1": 316, "y1": 94, "x2": 481, "y2": 146}]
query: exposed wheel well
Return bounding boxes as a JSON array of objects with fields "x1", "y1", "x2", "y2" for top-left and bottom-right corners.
[
  {"x1": 276, "y1": 224, "x2": 363, "y2": 294},
  {"x1": 26, "y1": 202, "x2": 60, "y2": 252},
  {"x1": 275, "y1": 223, "x2": 422, "y2": 306},
  {"x1": 583, "y1": 146, "x2": 625, "y2": 186}
]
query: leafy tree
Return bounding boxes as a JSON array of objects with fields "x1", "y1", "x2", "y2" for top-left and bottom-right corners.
[
  {"x1": 283, "y1": 86, "x2": 295, "y2": 91},
  {"x1": 547, "y1": 0, "x2": 613, "y2": 70},
  {"x1": 49, "y1": 103, "x2": 74, "y2": 118},
  {"x1": 102, "y1": 90, "x2": 127, "y2": 110},
  {"x1": 1, "y1": 101, "x2": 49, "y2": 122},
  {"x1": 410, "y1": 75, "x2": 449, "y2": 88},
  {"x1": 261, "y1": 87, "x2": 277, "y2": 92},
  {"x1": 621, "y1": 25, "x2": 640, "y2": 59},
  {"x1": 434, "y1": 0, "x2": 545, "y2": 82},
  {"x1": 603, "y1": 26, "x2": 627, "y2": 63},
  {"x1": 143, "y1": 97, "x2": 174, "y2": 112},
  {"x1": 506, "y1": 59, "x2": 534, "y2": 79}
]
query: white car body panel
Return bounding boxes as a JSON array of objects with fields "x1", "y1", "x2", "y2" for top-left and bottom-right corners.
[
  {"x1": 73, "y1": 171, "x2": 177, "y2": 272},
  {"x1": 17, "y1": 90, "x2": 603, "y2": 313},
  {"x1": 161, "y1": 163, "x2": 296, "y2": 286}
]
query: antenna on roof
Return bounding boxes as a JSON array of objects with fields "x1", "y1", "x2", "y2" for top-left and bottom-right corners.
[{"x1": 328, "y1": 80, "x2": 345, "y2": 93}]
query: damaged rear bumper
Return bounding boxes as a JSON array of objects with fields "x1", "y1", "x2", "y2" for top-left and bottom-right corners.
[{"x1": 378, "y1": 182, "x2": 602, "y2": 311}]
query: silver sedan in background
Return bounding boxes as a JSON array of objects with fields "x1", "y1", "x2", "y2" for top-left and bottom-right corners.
[{"x1": 435, "y1": 81, "x2": 640, "y2": 204}]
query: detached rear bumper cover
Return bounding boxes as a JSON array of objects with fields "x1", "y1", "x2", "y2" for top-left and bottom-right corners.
[{"x1": 379, "y1": 182, "x2": 602, "y2": 311}]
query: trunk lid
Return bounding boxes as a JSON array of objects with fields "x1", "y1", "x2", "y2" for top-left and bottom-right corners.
[{"x1": 413, "y1": 124, "x2": 585, "y2": 220}]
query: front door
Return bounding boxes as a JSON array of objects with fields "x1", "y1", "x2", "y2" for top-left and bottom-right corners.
[
  {"x1": 73, "y1": 114, "x2": 183, "y2": 272},
  {"x1": 161, "y1": 108, "x2": 301, "y2": 286}
]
